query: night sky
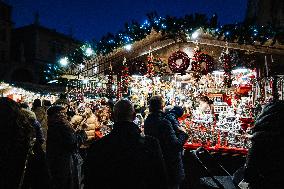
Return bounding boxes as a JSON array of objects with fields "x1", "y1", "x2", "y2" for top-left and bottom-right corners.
[{"x1": 7, "y1": 0, "x2": 248, "y2": 42}]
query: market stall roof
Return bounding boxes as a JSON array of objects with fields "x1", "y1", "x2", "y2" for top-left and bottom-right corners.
[
  {"x1": 5, "y1": 82, "x2": 65, "y2": 95},
  {"x1": 80, "y1": 30, "x2": 284, "y2": 77}
]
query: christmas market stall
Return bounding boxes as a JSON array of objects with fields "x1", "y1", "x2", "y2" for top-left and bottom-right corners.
[
  {"x1": 64, "y1": 15, "x2": 284, "y2": 155},
  {"x1": 0, "y1": 82, "x2": 60, "y2": 104}
]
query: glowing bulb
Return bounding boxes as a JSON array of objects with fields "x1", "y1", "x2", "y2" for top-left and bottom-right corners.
[
  {"x1": 191, "y1": 30, "x2": 200, "y2": 39},
  {"x1": 59, "y1": 57, "x2": 69, "y2": 66},
  {"x1": 85, "y1": 47, "x2": 94, "y2": 56},
  {"x1": 79, "y1": 64, "x2": 85, "y2": 70},
  {"x1": 94, "y1": 67, "x2": 98, "y2": 73},
  {"x1": 124, "y1": 44, "x2": 132, "y2": 51}
]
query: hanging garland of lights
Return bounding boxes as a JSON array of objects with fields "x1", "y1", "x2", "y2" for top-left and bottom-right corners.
[
  {"x1": 121, "y1": 58, "x2": 130, "y2": 94},
  {"x1": 220, "y1": 51, "x2": 232, "y2": 72},
  {"x1": 147, "y1": 55, "x2": 155, "y2": 78},
  {"x1": 219, "y1": 49, "x2": 235, "y2": 88},
  {"x1": 168, "y1": 50, "x2": 190, "y2": 74},
  {"x1": 223, "y1": 75, "x2": 233, "y2": 88},
  {"x1": 191, "y1": 47, "x2": 214, "y2": 77},
  {"x1": 106, "y1": 64, "x2": 115, "y2": 98}
]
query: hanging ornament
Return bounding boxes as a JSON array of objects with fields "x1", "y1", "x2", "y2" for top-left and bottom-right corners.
[
  {"x1": 168, "y1": 50, "x2": 190, "y2": 74},
  {"x1": 219, "y1": 47, "x2": 235, "y2": 88},
  {"x1": 121, "y1": 57, "x2": 130, "y2": 94},
  {"x1": 220, "y1": 50, "x2": 232, "y2": 72},
  {"x1": 106, "y1": 64, "x2": 115, "y2": 97},
  {"x1": 223, "y1": 73, "x2": 233, "y2": 88},
  {"x1": 147, "y1": 55, "x2": 155, "y2": 78},
  {"x1": 191, "y1": 46, "x2": 214, "y2": 77}
]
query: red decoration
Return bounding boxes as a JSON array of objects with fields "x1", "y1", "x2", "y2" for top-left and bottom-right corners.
[
  {"x1": 106, "y1": 65, "x2": 115, "y2": 97},
  {"x1": 239, "y1": 117, "x2": 254, "y2": 131},
  {"x1": 219, "y1": 50, "x2": 236, "y2": 88},
  {"x1": 236, "y1": 84, "x2": 252, "y2": 95},
  {"x1": 191, "y1": 49, "x2": 214, "y2": 76},
  {"x1": 121, "y1": 59, "x2": 130, "y2": 94},
  {"x1": 223, "y1": 94, "x2": 232, "y2": 106},
  {"x1": 168, "y1": 50, "x2": 190, "y2": 74},
  {"x1": 147, "y1": 56, "x2": 155, "y2": 78},
  {"x1": 223, "y1": 73, "x2": 232, "y2": 88}
]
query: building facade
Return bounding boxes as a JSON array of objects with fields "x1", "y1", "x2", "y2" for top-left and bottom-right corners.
[
  {"x1": 0, "y1": 1, "x2": 13, "y2": 80},
  {"x1": 246, "y1": 0, "x2": 284, "y2": 28},
  {"x1": 9, "y1": 23, "x2": 81, "y2": 84}
]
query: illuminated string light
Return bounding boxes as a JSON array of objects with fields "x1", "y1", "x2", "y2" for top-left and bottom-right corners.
[{"x1": 59, "y1": 57, "x2": 69, "y2": 66}]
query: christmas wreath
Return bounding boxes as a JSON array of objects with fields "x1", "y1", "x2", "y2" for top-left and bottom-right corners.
[
  {"x1": 191, "y1": 50, "x2": 214, "y2": 76},
  {"x1": 168, "y1": 50, "x2": 190, "y2": 74}
]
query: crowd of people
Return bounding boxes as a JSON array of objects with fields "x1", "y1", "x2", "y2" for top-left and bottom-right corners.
[{"x1": 0, "y1": 94, "x2": 283, "y2": 189}]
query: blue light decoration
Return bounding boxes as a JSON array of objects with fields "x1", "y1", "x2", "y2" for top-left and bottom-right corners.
[
  {"x1": 108, "y1": 39, "x2": 115, "y2": 44},
  {"x1": 123, "y1": 36, "x2": 133, "y2": 44},
  {"x1": 140, "y1": 19, "x2": 151, "y2": 29},
  {"x1": 44, "y1": 63, "x2": 64, "y2": 82}
]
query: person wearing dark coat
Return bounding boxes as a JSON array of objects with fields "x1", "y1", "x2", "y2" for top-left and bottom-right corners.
[
  {"x1": 20, "y1": 106, "x2": 49, "y2": 189},
  {"x1": 165, "y1": 106, "x2": 184, "y2": 132},
  {"x1": 32, "y1": 99, "x2": 48, "y2": 152},
  {"x1": 144, "y1": 96, "x2": 189, "y2": 189},
  {"x1": 243, "y1": 100, "x2": 284, "y2": 189},
  {"x1": 84, "y1": 99, "x2": 168, "y2": 189},
  {"x1": 46, "y1": 105, "x2": 87, "y2": 189},
  {"x1": 0, "y1": 97, "x2": 34, "y2": 189}
]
